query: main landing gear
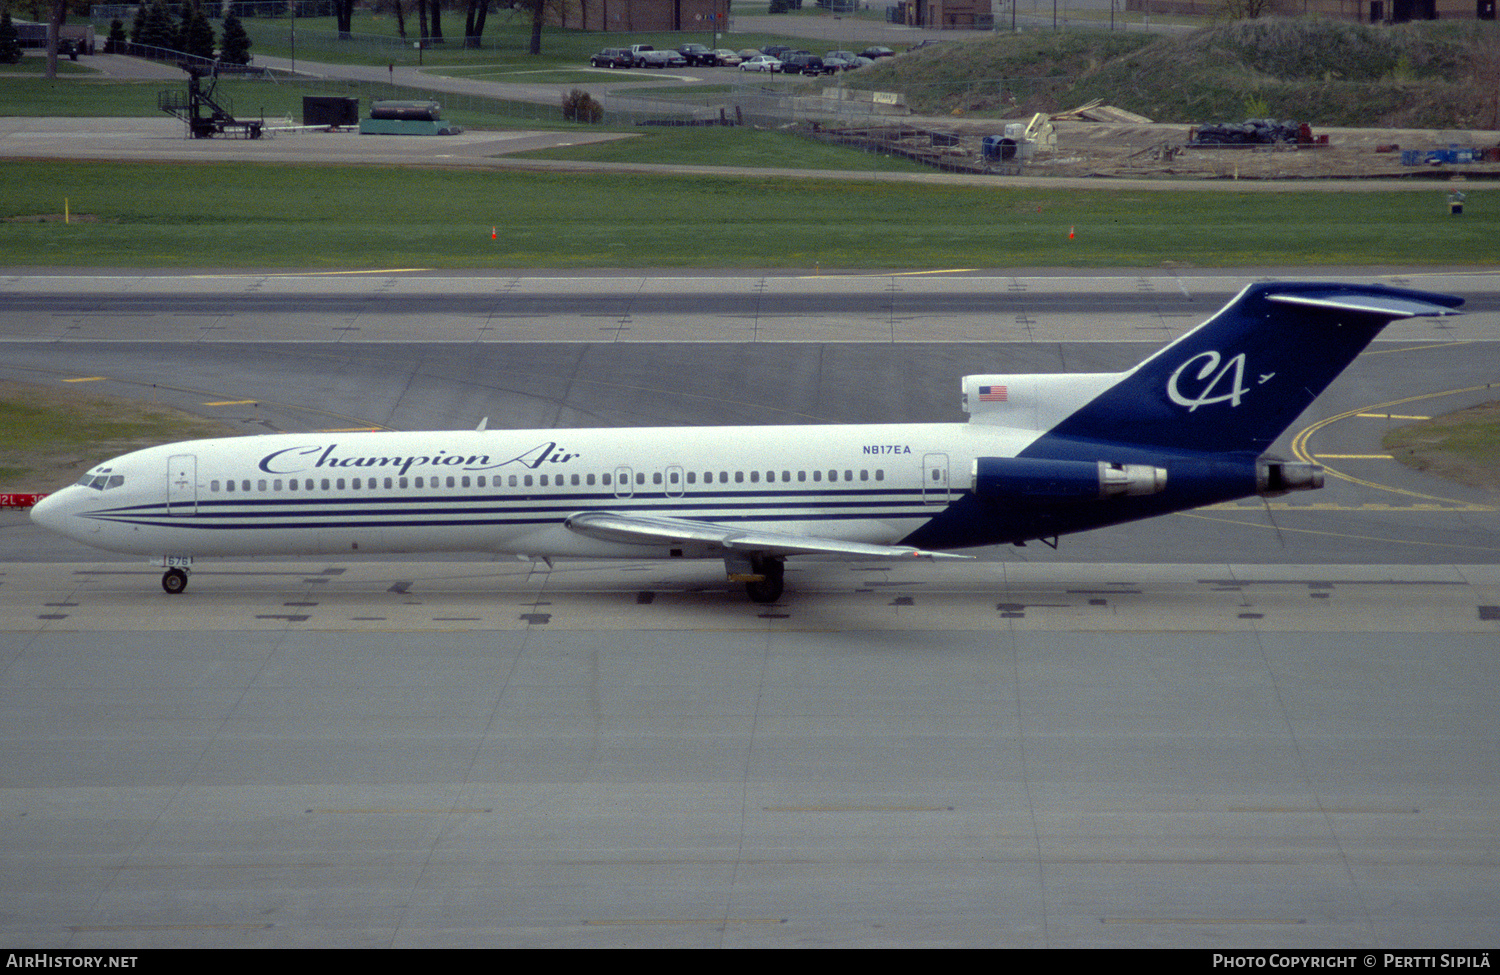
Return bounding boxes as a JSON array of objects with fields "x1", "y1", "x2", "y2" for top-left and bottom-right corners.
[
  {"x1": 162, "y1": 567, "x2": 189, "y2": 594},
  {"x1": 738, "y1": 555, "x2": 785, "y2": 604}
]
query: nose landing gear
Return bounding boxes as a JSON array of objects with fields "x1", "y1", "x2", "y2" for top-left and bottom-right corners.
[{"x1": 162, "y1": 567, "x2": 189, "y2": 594}]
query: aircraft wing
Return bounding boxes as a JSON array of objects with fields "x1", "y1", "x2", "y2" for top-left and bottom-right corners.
[{"x1": 563, "y1": 511, "x2": 972, "y2": 561}]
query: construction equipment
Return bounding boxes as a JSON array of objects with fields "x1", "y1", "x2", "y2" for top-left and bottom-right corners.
[{"x1": 158, "y1": 64, "x2": 263, "y2": 139}]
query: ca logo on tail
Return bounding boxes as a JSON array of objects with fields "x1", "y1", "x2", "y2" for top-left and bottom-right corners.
[{"x1": 1166, "y1": 350, "x2": 1259, "y2": 412}]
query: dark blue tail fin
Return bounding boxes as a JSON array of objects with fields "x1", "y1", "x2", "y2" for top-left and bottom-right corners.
[{"x1": 1030, "y1": 282, "x2": 1463, "y2": 459}]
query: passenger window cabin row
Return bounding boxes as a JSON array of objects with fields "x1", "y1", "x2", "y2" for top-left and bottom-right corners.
[
  {"x1": 208, "y1": 465, "x2": 888, "y2": 489},
  {"x1": 205, "y1": 468, "x2": 888, "y2": 494}
]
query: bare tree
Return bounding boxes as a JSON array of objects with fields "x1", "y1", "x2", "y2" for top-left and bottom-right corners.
[
  {"x1": 1217, "y1": 0, "x2": 1276, "y2": 18},
  {"x1": 463, "y1": 0, "x2": 491, "y2": 49},
  {"x1": 334, "y1": 0, "x2": 355, "y2": 39},
  {"x1": 1472, "y1": 29, "x2": 1500, "y2": 129},
  {"x1": 44, "y1": 0, "x2": 65, "y2": 80}
]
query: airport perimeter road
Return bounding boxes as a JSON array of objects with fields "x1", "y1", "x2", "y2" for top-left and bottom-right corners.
[
  {"x1": 1, "y1": 269, "x2": 1497, "y2": 947},
  {"x1": 2, "y1": 268, "x2": 1497, "y2": 344}
]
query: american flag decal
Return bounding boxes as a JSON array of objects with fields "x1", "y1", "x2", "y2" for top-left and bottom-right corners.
[{"x1": 978, "y1": 385, "x2": 1008, "y2": 402}]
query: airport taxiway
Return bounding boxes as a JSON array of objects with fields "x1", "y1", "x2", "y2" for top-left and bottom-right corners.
[{"x1": 1, "y1": 270, "x2": 1497, "y2": 948}]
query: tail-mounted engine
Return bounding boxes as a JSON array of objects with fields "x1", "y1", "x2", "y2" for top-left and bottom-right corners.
[
  {"x1": 973, "y1": 457, "x2": 1168, "y2": 503},
  {"x1": 1256, "y1": 459, "x2": 1324, "y2": 497}
]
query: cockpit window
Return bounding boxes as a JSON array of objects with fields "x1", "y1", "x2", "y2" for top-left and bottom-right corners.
[{"x1": 76, "y1": 472, "x2": 125, "y2": 491}]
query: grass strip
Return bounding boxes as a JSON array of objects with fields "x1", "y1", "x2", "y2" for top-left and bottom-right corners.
[
  {"x1": 1, "y1": 159, "x2": 1495, "y2": 270},
  {"x1": 1383, "y1": 401, "x2": 1500, "y2": 496},
  {"x1": 0, "y1": 381, "x2": 235, "y2": 491}
]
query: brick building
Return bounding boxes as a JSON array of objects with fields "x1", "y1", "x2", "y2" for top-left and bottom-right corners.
[
  {"x1": 559, "y1": 0, "x2": 731, "y2": 32},
  {"x1": 890, "y1": 0, "x2": 994, "y2": 26}
]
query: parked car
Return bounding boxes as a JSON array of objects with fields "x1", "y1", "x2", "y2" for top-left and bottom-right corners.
[
  {"x1": 739, "y1": 54, "x2": 782, "y2": 73},
  {"x1": 858, "y1": 46, "x2": 896, "y2": 59},
  {"x1": 637, "y1": 49, "x2": 688, "y2": 69},
  {"x1": 780, "y1": 53, "x2": 827, "y2": 76},
  {"x1": 822, "y1": 50, "x2": 860, "y2": 71},
  {"x1": 677, "y1": 43, "x2": 718, "y2": 66},
  {"x1": 712, "y1": 49, "x2": 743, "y2": 67},
  {"x1": 589, "y1": 48, "x2": 633, "y2": 68},
  {"x1": 760, "y1": 45, "x2": 795, "y2": 60}
]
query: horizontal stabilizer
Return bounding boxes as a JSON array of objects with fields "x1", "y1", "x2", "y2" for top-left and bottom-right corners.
[
  {"x1": 564, "y1": 511, "x2": 972, "y2": 561},
  {"x1": 1267, "y1": 291, "x2": 1464, "y2": 319}
]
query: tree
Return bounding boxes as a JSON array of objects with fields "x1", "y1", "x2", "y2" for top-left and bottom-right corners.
[
  {"x1": 561, "y1": 89, "x2": 602, "y2": 123},
  {"x1": 0, "y1": 11, "x2": 21, "y2": 64},
  {"x1": 1471, "y1": 29, "x2": 1500, "y2": 129},
  {"x1": 0, "y1": 10, "x2": 22, "y2": 65},
  {"x1": 462, "y1": 0, "x2": 490, "y2": 50},
  {"x1": 219, "y1": 10, "x2": 251, "y2": 64},
  {"x1": 334, "y1": 0, "x2": 354, "y2": 39},
  {"x1": 44, "y1": 0, "x2": 65, "y2": 79},
  {"x1": 136, "y1": 0, "x2": 177, "y2": 52},
  {"x1": 106, "y1": 17, "x2": 127, "y2": 53},
  {"x1": 178, "y1": 0, "x2": 215, "y2": 60},
  {"x1": 1216, "y1": 0, "x2": 1275, "y2": 18}
]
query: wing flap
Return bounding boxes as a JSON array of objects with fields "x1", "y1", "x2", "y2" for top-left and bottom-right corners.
[{"x1": 564, "y1": 511, "x2": 971, "y2": 561}]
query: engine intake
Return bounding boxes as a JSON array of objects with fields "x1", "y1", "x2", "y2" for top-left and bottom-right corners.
[{"x1": 973, "y1": 457, "x2": 1168, "y2": 502}]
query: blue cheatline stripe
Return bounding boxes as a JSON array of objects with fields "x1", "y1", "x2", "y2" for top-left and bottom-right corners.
[
  {"x1": 88, "y1": 511, "x2": 936, "y2": 532},
  {"x1": 87, "y1": 489, "x2": 934, "y2": 518},
  {"x1": 80, "y1": 490, "x2": 949, "y2": 532}
]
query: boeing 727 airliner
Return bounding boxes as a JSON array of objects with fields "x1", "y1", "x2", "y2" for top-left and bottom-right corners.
[{"x1": 30, "y1": 282, "x2": 1463, "y2": 602}]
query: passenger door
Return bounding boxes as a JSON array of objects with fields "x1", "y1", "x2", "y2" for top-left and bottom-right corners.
[{"x1": 922, "y1": 453, "x2": 950, "y2": 504}]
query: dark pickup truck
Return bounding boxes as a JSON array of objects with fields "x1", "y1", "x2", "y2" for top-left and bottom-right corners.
[{"x1": 676, "y1": 44, "x2": 719, "y2": 67}]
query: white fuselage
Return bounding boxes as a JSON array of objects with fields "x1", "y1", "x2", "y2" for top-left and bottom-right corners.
[{"x1": 33, "y1": 423, "x2": 1040, "y2": 561}]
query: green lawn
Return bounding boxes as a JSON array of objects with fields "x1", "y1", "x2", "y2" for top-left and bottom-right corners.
[
  {"x1": 3, "y1": 159, "x2": 1494, "y2": 270},
  {"x1": 5, "y1": 19, "x2": 1497, "y2": 272}
]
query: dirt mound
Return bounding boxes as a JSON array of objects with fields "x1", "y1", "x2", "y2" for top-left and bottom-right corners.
[{"x1": 848, "y1": 18, "x2": 1500, "y2": 130}]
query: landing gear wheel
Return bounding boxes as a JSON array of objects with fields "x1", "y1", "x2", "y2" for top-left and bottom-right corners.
[
  {"x1": 162, "y1": 568, "x2": 189, "y2": 594},
  {"x1": 744, "y1": 557, "x2": 785, "y2": 604}
]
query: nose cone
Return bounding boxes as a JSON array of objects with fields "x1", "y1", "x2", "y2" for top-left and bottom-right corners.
[{"x1": 30, "y1": 489, "x2": 86, "y2": 542}]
